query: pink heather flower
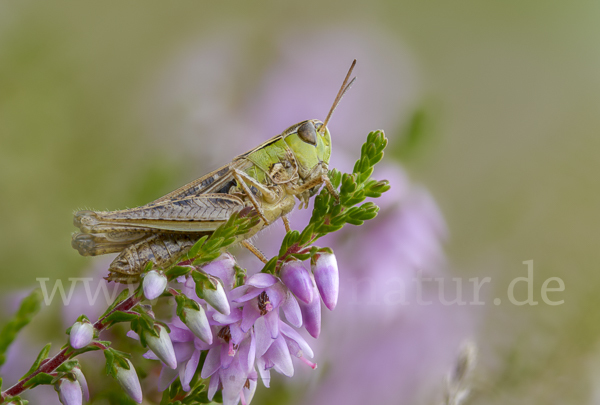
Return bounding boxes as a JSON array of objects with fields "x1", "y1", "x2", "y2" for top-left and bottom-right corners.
[
  {"x1": 280, "y1": 260, "x2": 314, "y2": 304},
  {"x1": 202, "y1": 276, "x2": 231, "y2": 315},
  {"x1": 232, "y1": 273, "x2": 288, "y2": 338},
  {"x1": 312, "y1": 252, "x2": 339, "y2": 311},
  {"x1": 202, "y1": 253, "x2": 237, "y2": 289},
  {"x1": 202, "y1": 330, "x2": 256, "y2": 405},
  {"x1": 209, "y1": 368, "x2": 258, "y2": 405},
  {"x1": 181, "y1": 305, "x2": 213, "y2": 344},
  {"x1": 153, "y1": 320, "x2": 210, "y2": 392},
  {"x1": 69, "y1": 321, "x2": 94, "y2": 349},
  {"x1": 298, "y1": 283, "x2": 321, "y2": 338},
  {"x1": 72, "y1": 367, "x2": 89, "y2": 401},
  {"x1": 280, "y1": 290, "x2": 303, "y2": 328},
  {"x1": 144, "y1": 325, "x2": 177, "y2": 369},
  {"x1": 255, "y1": 319, "x2": 316, "y2": 388},
  {"x1": 115, "y1": 359, "x2": 143, "y2": 404},
  {"x1": 56, "y1": 378, "x2": 82, "y2": 405},
  {"x1": 153, "y1": 300, "x2": 251, "y2": 394},
  {"x1": 143, "y1": 270, "x2": 168, "y2": 300},
  {"x1": 177, "y1": 254, "x2": 237, "y2": 315}
]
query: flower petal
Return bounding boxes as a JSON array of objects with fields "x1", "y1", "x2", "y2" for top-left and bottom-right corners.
[
  {"x1": 208, "y1": 372, "x2": 221, "y2": 400},
  {"x1": 280, "y1": 321, "x2": 314, "y2": 358},
  {"x1": 230, "y1": 285, "x2": 250, "y2": 301},
  {"x1": 181, "y1": 349, "x2": 201, "y2": 392},
  {"x1": 143, "y1": 270, "x2": 168, "y2": 300},
  {"x1": 212, "y1": 307, "x2": 243, "y2": 325},
  {"x1": 145, "y1": 325, "x2": 177, "y2": 369},
  {"x1": 264, "y1": 308, "x2": 280, "y2": 339},
  {"x1": 254, "y1": 317, "x2": 274, "y2": 358},
  {"x1": 247, "y1": 273, "x2": 278, "y2": 288},
  {"x1": 168, "y1": 325, "x2": 194, "y2": 343},
  {"x1": 256, "y1": 356, "x2": 271, "y2": 388},
  {"x1": 126, "y1": 330, "x2": 139, "y2": 340},
  {"x1": 233, "y1": 287, "x2": 264, "y2": 303},
  {"x1": 242, "y1": 370, "x2": 258, "y2": 405},
  {"x1": 116, "y1": 359, "x2": 143, "y2": 404},
  {"x1": 158, "y1": 366, "x2": 178, "y2": 392},
  {"x1": 203, "y1": 279, "x2": 230, "y2": 315},
  {"x1": 241, "y1": 301, "x2": 261, "y2": 332},
  {"x1": 201, "y1": 346, "x2": 221, "y2": 378},
  {"x1": 237, "y1": 333, "x2": 256, "y2": 374},
  {"x1": 229, "y1": 322, "x2": 246, "y2": 345},
  {"x1": 265, "y1": 282, "x2": 286, "y2": 308},
  {"x1": 73, "y1": 367, "x2": 89, "y2": 401},
  {"x1": 173, "y1": 342, "x2": 195, "y2": 363},
  {"x1": 182, "y1": 307, "x2": 213, "y2": 344},
  {"x1": 58, "y1": 378, "x2": 82, "y2": 405},
  {"x1": 143, "y1": 350, "x2": 159, "y2": 361},
  {"x1": 280, "y1": 260, "x2": 313, "y2": 304},
  {"x1": 313, "y1": 252, "x2": 339, "y2": 310},
  {"x1": 202, "y1": 253, "x2": 236, "y2": 289},
  {"x1": 247, "y1": 331, "x2": 256, "y2": 372},
  {"x1": 220, "y1": 359, "x2": 247, "y2": 405},
  {"x1": 69, "y1": 321, "x2": 94, "y2": 349},
  {"x1": 281, "y1": 293, "x2": 302, "y2": 328},
  {"x1": 298, "y1": 284, "x2": 321, "y2": 338},
  {"x1": 264, "y1": 334, "x2": 294, "y2": 377}
]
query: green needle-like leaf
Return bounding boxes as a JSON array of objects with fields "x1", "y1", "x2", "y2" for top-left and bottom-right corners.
[{"x1": 0, "y1": 289, "x2": 43, "y2": 367}]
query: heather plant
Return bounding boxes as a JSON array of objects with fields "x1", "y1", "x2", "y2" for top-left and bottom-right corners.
[{"x1": 0, "y1": 131, "x2": 389, "y2": 405}]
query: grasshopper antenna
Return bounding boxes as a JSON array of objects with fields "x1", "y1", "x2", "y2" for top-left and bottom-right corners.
[{"x1": 319, "y1": 59, "x2": 357, "y2": 134}]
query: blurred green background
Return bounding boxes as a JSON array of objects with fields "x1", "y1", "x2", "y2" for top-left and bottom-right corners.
[{"x1": 1, "y1": 0, "x2": 600, "y2": 404}]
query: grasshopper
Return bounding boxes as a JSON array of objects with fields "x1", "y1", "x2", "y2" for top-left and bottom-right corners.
[{"x1": 72, "y1": 61, "x2": 356, "y2": 283}]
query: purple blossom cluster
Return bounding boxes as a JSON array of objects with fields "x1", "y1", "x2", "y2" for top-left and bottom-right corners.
[{"x1": 126, "y1": 251, "x2": 338, "y2": 405}]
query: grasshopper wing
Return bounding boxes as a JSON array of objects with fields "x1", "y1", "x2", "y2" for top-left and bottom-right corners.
[
  {"x1": 150, "y1": 160, "x2": 253, "y2": 204},
  {"x1": 74, "y1": 193, "x2": 245, "y2": 234}
]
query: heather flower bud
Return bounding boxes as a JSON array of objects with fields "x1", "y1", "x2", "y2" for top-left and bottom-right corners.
[
  {"x1": 203, "y1": 277, "x2": 230, "y2": 315},
  {"x1": 280, "y1": 260, "x2": 314, "y2": 304},
  {"x1": 145, "y1": 325, "x2": 177, "y2": 369},
  {"x1": 312, "y1": 252, "x2": 339, "y2": 311},
  {"x1": 115, "y1": 359, "x2": 143, "y2": 404},
  {"x1": 69, "y1": 320, "x2": 94, "y2": 349},
  {"x1": 298, "y1": 284, "x2": 321, "y2": 338},
  {"x1": 72, "y1": 366, "x2": 89, "y2": 401},
  {"x1": 56, "y1": 378, "x2": 82, "y2": 405},
  {"x1": 182, "y1": 306, "x2": 213, "y2": 344},
  {"x1": 202, "y1": 252, "x2": 236, "y2": 289},
  {"x1": 143, "y1": 270, "x2": 168, "y2": 300}
]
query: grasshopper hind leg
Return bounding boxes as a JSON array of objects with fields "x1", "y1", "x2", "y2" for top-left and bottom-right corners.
[
  {"x1": 71, "y1": 232, "x2": 150, "y2": 256},
  {"x1": 106, "y1": 233, "x2": 205, "y2": 283}
]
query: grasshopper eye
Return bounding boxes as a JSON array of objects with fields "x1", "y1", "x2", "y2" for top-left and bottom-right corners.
[{"x1": 297, "y1": 121, "x2": 317, "y2": 146}]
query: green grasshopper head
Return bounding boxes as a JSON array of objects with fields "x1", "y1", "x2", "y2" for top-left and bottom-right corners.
[{"x1": 282, "y1": 119, "x2": 331, "y2": 180}]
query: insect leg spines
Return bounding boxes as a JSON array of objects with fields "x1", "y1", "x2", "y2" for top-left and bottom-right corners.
[
  {"x1": 106, "y1": 233, "x2": 204, "y2": 282},
  {"x1": 72, "y1": 232, "x2": 150, "y2": 256},
  {"x1": 241, "y1": 240, "x2": 268, "y2": 263}
]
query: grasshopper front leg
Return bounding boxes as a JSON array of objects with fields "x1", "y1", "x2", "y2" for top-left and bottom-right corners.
[
  {"x1": 291, "y1": 173, "x2": 340, "y2": 205},
  {"x1": 241, "y1": 240, "x2": 269, "y2": 263},
  {"x1": 282, "y1": 215, "x2": 292, "y2": 233},
  {"x1": 232, "y1": 168, "x2": 281, "y2": 225}
]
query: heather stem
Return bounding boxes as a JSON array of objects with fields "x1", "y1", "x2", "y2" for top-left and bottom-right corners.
[{"x1": 1, "y1": 293, "x2": 142, "y2": 400}]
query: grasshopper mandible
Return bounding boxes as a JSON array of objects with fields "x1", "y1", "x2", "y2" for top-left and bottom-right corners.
[{"x1": 72, "y1": 61, "x2": 356, "y2": 283}]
